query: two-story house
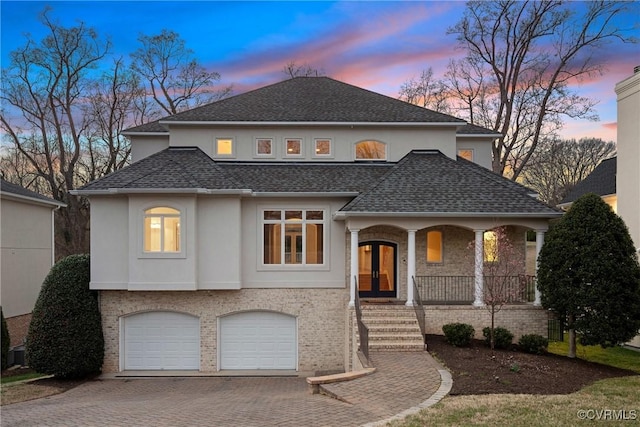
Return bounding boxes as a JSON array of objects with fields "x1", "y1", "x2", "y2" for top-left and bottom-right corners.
[{"x1": 75, "y1": 77, "x2": 560, "y2": 375}]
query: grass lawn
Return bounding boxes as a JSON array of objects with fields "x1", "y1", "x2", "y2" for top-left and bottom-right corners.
[
  {"x1": 389, "y1": 376, "x2": 639, "y2": 427},
  {"x1": 548, "y1": 337, "x2": 640, "y2": 374},
  {"x1": 1, "y1": 372, "x2": 47, "y2": 385},
  {"x1": 389, "y1": 340, "x2": 639, "y2": 426}
]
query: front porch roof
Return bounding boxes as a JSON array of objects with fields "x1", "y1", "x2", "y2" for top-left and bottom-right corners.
[{"x1": 338, "y1": 150, "x2": 561, "y2": 218}]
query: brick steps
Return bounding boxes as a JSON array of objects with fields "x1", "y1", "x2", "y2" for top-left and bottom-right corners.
[{"x1": 357, "y1": 304, "x2": 425, "y2": 352}]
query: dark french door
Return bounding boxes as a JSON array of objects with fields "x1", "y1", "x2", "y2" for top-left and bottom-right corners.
[{"x1": 358, "y1": 241, "x2": 397, "y2": 298}]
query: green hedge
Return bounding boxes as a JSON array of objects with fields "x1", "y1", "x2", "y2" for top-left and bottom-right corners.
[
  {"x1": 442, "y1": 323, "x2": 475, "y2": 347},
  {"x1": 26, "y1": 254, "x2": 104, "y2": 378}
]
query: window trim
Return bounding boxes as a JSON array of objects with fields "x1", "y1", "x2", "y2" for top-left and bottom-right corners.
[
  {"x1": 215, "y1": 137, "x2": 235, "y2": 158},
  {"x1": 284, "y1": 138, "x2": 304, "y2": 158},
  {"x1": 259, "y1": 207, "x2": 328, "y2": 271},
  {"x1": 354, "y1": 140, "x2": 387, "y2": 161},
  {"x1": 426, "y1": 229, "x2": 444, "y2": 264},
  {"x1": 139, "y1": 204, "x2": 186, "y2": 259},
  {"x1": 255, "y1": 137, "x2": 275, "y2": 158},
  {"x1": 313, "y1": 138, "x2": 333, "y2": 158}
]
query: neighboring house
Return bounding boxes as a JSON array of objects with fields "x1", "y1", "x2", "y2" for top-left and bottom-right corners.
[
  {"x1": 0, "y1": 179, "x2": 65, "y2": 347},
  {"x1": 558, "y1": 157, "x2": 617, "y2": 212},
  {"x1": 74, "y1": 77, "x2": 560, "y2": 375},
  {"x1": 616, "y1": 67, "x2": 640, "y2": 349}
]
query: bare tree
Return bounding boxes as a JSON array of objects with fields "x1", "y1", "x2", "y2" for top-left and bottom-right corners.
[
  {"x1": 522, "y1": 137, "x2": 616, "y2": 205},
  {"x1": 470, "y1": 227, "x2": 526, "y2": 349},
  {"x1": 79, "y1": 58, "x2": 144, "y2": 184},
  {"x1": 399, "y1": 67, "x2": 451, "y2": 114},
  {"x1": 447, "y1": 0, "x2": 634, "y2": 179},
  {"x1": 283, "y1": 61, "x2": 325, "y2": 78},
  {"x1": 401, "y1": 1, "x2": 634, "y2": 180},
  {"x1": 0, "y1": 10, "x2": 112, "y2": 256},
  {"x1": 131, "y1": 29, "x2": 232, "y2": 117}
]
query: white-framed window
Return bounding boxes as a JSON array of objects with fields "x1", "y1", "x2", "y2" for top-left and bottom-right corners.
[
  {"x1": 215, "y1": 138, "x2": 234, "y2": 157},
  {"x1": 143, "y1": 207, "x2": 181, "y2": 253},
  {"x1": 262, "y1": 209, "x2": 325, "y2": 266},
  {"x1": 285, "y1": 138, "x2": 303, "y2": 157},
  {"x1": 256, "y1": 138, "x2": 273, "y2": 157},
  {"x1": 355, "y1": 140, "x2": 386, "y2": 160},
  {"x1": 426, "y1": 230, "x2": 443, "y2": 263},
  {"x1": 457, "y1": 149, "x2": 474, "y2": 161},
  {"x1": 314, "y1": 138, "x2": 332, "y2": 157}
]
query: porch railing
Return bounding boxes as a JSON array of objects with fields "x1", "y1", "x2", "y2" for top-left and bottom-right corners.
[
  {"x1": 354, "y1": 276, "x2": 370, "y2": 363},
  {"x1": 414, "y1": 275, "x2": 536, "y2": 305},
  {"x1": 411, "y1": 276, "x2": 426, "y2": 343}
]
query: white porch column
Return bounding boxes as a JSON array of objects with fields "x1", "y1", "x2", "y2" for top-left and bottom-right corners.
[
  {"x1": 349, "y1": 229, "x2": 360, "y2": 307},
  {"x1": 534, "y1": 230, "x2": 545, "y2": 306},
  {"x1": 473, "y1": 229, "x2": 485, "y2": 306},
  {"x1": 406, "y1": 229, "x2": 417, "y2": 306}
]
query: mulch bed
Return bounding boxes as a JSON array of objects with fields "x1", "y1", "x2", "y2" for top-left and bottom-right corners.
[{"x1": 427, "y1": 334, "x2": 637, "y2": 395}]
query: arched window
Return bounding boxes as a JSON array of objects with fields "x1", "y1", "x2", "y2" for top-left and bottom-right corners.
[
  {"x1": 144, "y1": 207, "x2": 181, "y2": 252},
  {"x1": 355, "y1": 140, "x2": 386, "y2": 160}
]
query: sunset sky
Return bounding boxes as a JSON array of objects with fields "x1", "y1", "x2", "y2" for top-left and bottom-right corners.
[{"x1": 2, "y1": 1, "x2": 639, "y2": 142}]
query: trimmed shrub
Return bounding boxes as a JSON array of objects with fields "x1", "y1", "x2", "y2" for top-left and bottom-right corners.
[
  {"x1": 482, "y1": 326, "x2": 514, "y2": 349},
  {"x1": 1, "y1": 307, "x2": 9, "y2": 370},
  {"x1": 442, "y1": 323, "x2": 475, "y2": 347},
  {"x1": 26, "y1": 254, "x2": 104, "y2": 378},
  {"x1": 518, "y1": 334, "x2": 549, "y2": 354}
]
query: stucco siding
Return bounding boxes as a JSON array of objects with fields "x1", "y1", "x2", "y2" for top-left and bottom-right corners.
[
  {"x1": 90, "y1": 197, "x2": 129, "y2": 289},
  {"x1": 167, "y1": 125, "x2": 458, "y2": 162}
]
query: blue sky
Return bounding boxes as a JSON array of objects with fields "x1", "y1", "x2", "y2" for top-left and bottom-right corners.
[{"x1": 1, "y1": 1, "x2": 639, "y2": 141}]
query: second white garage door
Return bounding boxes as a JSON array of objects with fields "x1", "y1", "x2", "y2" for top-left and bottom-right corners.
[
  {"x1": 219, "y1": 311, "x2": 297, "y2": 370},
  {"x1": 123, "y1": 311, "x2": 200, "y2": 370}
]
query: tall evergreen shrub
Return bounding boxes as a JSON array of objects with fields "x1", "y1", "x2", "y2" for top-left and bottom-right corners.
[{"x1": 26, "y1": 254, "x2": 104, "y2": 378}]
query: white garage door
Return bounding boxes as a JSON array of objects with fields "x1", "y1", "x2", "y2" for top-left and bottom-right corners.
[
  {"x1": 124, "y1": 311, "x2": 200, "y2": 370},
  {"x1": 220, "y1": 311, "x2": 297, "y2": 370}
]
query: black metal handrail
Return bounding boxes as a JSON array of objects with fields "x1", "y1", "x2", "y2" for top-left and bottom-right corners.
[
  {"x1": 412, "y1": 276, "x2": 426, "y2": 344},
  {"x1": 414, "y1": 275, "x2": 536, "y2": 304},
  {"x1": 354, "y1": 276, "x2": 369, "y2": 362}
]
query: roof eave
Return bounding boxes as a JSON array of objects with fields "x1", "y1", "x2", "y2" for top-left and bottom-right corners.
[
  {"x1": 456, "y1": 133, "x2": 502, "y2": 138},
  {"x1": 71, "y1": 188, "x2": 253, "y2": 196},
  {"x1": 1, "y1": 192, "x2": 67, "y2": 208},
  {"x1": 333, "y1": 211, "x2": 563, "y2": 219},
  {"x1": 251, "y1": 192, "x2": 359, "y2": 198},
  {"x1": 158, "y1": 120, "x2": 464, "y2": 127},
  {"x1": 121, "y1": 131, "x2": 168, "y2": 136}
]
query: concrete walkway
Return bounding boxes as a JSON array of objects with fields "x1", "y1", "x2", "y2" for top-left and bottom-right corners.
[{"x1": 1, "y1": 352, "x2": 450, "y2": 427}]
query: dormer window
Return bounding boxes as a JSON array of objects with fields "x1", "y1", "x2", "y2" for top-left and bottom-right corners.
[{"x1": 355, "y1": 140, "x2": 386, "y2": 160}]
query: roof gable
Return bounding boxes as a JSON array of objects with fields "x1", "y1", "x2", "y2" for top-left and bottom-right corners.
[{"x1": 0, "y1": 179, "x2": 65, "y2": 207}]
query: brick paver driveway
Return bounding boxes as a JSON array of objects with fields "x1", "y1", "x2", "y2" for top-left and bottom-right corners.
[{"x1": 1, "y1": 352, "x2": 446, "y2": 427}]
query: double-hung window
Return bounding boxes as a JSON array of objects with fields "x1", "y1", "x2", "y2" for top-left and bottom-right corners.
[
  {"x1": 263, "y1": 209, "x2": 324, "y2": 266},
  {"x1": 144, "y1": 207, "x2": 181, "y2": 253}
]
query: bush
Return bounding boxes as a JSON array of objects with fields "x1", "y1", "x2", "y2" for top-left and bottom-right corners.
[
  {"x1": 518, "y1": 334, "x2": 549, "y2": 354},
  {"x1": 1, "y1": 307, "x2": 9, "y2": 370},
  {"x1": 442, "y1": 323, "x2": 475, "y2": 347},
  {"x1": 26, "y1": 254, "x2": 104, "y2": 378},
  {"x1": 482, "y1": 326, "x2": 514, "y2": 349}
]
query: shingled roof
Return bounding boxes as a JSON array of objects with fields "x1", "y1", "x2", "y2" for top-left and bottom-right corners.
[
  {"x1": 339, "y1": 151, "x2": 559, "y2": 216},
  {"x1": 1, "y1": 178, "x2": 65, "y2": 207},
  {"x1": 156, "y1": 77, "x2": 465, "y2": 124},
  {"x1": 77, "y1": 147, "x2": 560, "y2": 218},
  {"x1": 561, "y1": 157, "x2": 616, "y2": 204}
]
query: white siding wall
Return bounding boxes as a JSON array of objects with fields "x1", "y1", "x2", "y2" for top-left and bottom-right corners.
[{"x1": 0, "y1": 199, "x2": 54, "y2": 317}]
